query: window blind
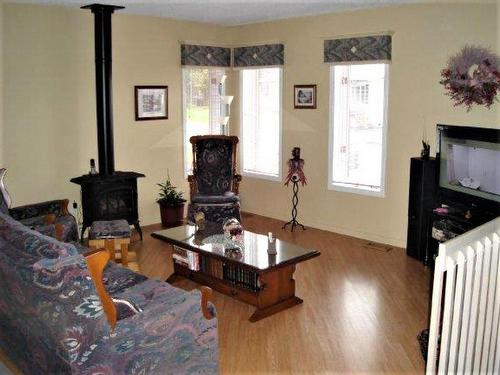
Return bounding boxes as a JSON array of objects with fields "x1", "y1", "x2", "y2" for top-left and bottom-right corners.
[
  {"x1": 181, "y1": 44, "x2": 231, "y2": 67},
  {"x1": 324, "y1": 35, "x2": 391, "y2": 63},
  {"x1": 241, "y1": 68, "x2": 282, "y2": 179},
  {"x1": 234, "y1": 44, "x2": 284, "y2": 67}
]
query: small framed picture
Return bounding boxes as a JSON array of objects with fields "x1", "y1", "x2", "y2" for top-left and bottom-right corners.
[
  {"x1": 294, "y1": 84, "x2": 317, "y2": 109},
  {"x1": 135, "y1": 86, "x2": 168, "y2": 121}
]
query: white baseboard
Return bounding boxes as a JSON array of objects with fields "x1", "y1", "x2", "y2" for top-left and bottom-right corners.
[{"x1": 242, "y1": 210, "x2": 406, "y2": 248}]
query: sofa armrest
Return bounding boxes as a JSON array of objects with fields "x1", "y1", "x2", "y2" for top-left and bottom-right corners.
[
  {"x1": 200, "y1": 286, "x2": 216, "y2": 320},
  {"x1": 18, "y1": 213, "x2": 56, "y2": 227},
  {"x1": 85, "y1": 249, "x2": 117, "y2": 329},
  {"x1": 9, "y1": 199, "x2": 70, "y2": 221},
  {"x1": 31, "y1": 223, "x2": 58, "y2": 239}
]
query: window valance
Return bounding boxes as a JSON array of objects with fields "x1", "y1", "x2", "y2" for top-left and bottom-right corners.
[
  {"x1": 233, "y1": 44, "x2": 284, "y2": 67},
  {"x1": 181, "y1": 44, "x2": 231, "y2": 67},
  {"x1": 324, "y1": 35, "x2": 391, "y2": 63}
]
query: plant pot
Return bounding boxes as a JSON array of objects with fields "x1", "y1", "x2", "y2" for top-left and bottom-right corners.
[{"x1": 159, "y1": 202, "x2": 185, "y2": 228}]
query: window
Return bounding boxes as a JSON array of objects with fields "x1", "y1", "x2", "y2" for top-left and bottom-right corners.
[
  {"x1": 182, "y1": 68, "x2": 225, "y2": 175},
  {"x1": 240, "y1": 68, "x2": 282, "y2": 180},
  {"x1": 329, "y1": 63, "x2": 389, "y2": 196}
]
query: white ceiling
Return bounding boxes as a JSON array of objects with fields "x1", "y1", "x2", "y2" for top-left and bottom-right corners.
[{"x1": 8, "y1": 0, "x2": 428, "y2": 26}]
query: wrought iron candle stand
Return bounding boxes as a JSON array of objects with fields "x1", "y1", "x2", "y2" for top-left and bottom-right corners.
[
  {"x1": 282, "y1": 177, "x2": 305, "y2": 231},
  {"x1": 283, "y1": 147, "x2": 306, "y2": 232}
]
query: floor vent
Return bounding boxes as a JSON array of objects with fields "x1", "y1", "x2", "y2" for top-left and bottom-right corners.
[{"x1": 364, "y1": 241, "x2": 393, "y2": 252}]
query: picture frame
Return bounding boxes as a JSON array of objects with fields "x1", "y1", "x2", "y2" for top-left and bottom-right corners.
[
  {"x1": 294, "y1": 84, "x2": 317, "y2": 109},
  {"x1": 134, "y1": 86, "x2": 168, "y2": 121}
]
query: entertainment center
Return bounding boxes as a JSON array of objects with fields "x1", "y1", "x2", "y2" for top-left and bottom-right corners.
[
  {"x1": 428, "y1": 125, "x2": 499, "y2": 261},
  {"x1": 407, "y1": 124, "x2": 499, "y2": 265}
]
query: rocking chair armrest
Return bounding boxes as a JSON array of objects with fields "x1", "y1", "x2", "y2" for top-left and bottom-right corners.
[
  {"x1": 187, "y1": 174, "x2": 198, "y2": 198},
  {"x1": 233, "y1": 174, "x2": 242, "y2": 195}
]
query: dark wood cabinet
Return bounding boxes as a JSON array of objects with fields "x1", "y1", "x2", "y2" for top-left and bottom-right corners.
[{"x1": 406, "y1": 157, "x2": 437, "y2": 262}]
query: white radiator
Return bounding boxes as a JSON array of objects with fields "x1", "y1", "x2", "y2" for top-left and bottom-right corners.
[{"x1": 427, "y1": 217, "x2": 500, "y2": 374}]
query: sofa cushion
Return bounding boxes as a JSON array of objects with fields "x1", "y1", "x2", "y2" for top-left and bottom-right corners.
[
  {"x1": 191, "y1": 191, "x2": 240, "y2": 204},
  {"x1": 0, "y1": 250, "x2": 111, "y2": 370},
  {"x1": 90, "y1": 220, "x2": 131, "y2": 239},
  {"x1": 77, "y1": 280, "x2": 218, "y2": 375},
  {"x1": 31, "y1": 223, "x2": 58, "y2": 239},
  {"x1": 111, "y1": 279, "x2": 192, "y2": 313},
  {"x1": 19, "y1": 215, "x2": 49, "y2": 228},
  {"x1": 0, "y1": 212, "x2": 77, "y2": 261},
  {"x1": 103, "y1": 262, "x2": 148, "y2": 296}
]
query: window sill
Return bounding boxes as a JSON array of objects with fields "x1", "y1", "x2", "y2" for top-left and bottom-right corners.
[
  {"x1": 328, "y1": 182, "x2": 385, "y2": 198},
  {"x1": 242, "y1": 171, "x2": 282, "y2": 182}
]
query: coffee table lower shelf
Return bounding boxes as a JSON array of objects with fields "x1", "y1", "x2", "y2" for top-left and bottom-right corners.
[{"x1": 167, "y1": 262, "x2": 303, "y2": 322}]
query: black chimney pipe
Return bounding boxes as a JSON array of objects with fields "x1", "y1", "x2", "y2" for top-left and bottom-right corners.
[{"x1": 82, "y1": 4, "x2": 124, "y2": 175}]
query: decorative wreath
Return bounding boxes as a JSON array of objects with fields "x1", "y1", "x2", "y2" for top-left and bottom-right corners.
[{"x1": 440, "y1": 45, "x2": 500, "y2": 111}]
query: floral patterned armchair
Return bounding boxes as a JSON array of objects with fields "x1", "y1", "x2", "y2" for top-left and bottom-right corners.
[
  {"x1": 187, "y1": 135, "x2": 242, "y2": 223},
  {"x1": 0, "y1": 168, "x2": 78, "y2": 242}
]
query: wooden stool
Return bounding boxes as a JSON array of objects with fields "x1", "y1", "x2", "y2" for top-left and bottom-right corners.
[{"x1": 88, "y1": 220, "x2": 131, "y2": 267}]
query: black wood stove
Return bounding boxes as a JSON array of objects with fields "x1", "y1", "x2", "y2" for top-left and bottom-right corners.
[{"x1": 71, "y1": 4, "x2": 144, "y2": 240}]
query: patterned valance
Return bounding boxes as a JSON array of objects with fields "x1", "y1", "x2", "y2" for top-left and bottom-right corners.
[
  {"x1": 233, "y1": 44, "x2": 284, "y2": 67},
  {"x1": 181, "y1": 44, "x2": 231, "y2": 67},
  {"x1": 324, "y1": 35, "x2": 391, "y2": 63}
]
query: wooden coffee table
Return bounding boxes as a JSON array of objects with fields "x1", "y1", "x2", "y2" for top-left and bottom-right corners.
[{"x1": 152, "y1": 224, "x2": 320, "y2": 322}]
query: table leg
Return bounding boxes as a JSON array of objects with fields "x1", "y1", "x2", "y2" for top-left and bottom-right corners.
[
  {"x1": 249, "y1": 264, "x2": 302, "y2": 322},
  {"x1": 249, "y1": 296, "x2": 303, "y2": 322},
  {"x1": 166, "y1": 273, "x2": 182, "y2": 284}
]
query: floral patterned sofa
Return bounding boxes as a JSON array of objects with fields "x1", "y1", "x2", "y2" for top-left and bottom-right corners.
[
  {"x1": 0, "y1": 212, "x2": 218, "y2": 375},
  {"x1": 8, "y1": 199, "x2": 79, "y2": 242},
  {"x1": 0, "y1": 168, "x2": 78, "y2": 242}
]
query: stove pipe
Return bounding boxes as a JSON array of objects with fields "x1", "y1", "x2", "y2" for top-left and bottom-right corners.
[{"x1": 82, "y1": 3, "x2": 124, "y2": 175}]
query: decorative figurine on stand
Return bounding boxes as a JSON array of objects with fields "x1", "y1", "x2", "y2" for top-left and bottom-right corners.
[
  {"x1": 284, "y1": 147, "x2": 307, "y2": 187},
  {"x1": 420, "y1": 141, "x2": 430, "y2": 160},
  {"x1": 283, "y1": 147, "x2": 306, "y2": 231}
]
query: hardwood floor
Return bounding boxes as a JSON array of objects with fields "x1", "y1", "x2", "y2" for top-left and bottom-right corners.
[{"x1": 0, "y1": 212, "x2": 430, "y2": 374}]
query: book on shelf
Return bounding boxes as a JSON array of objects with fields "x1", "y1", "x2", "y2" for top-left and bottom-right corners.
[
  {"x1": 173, "y1": 246, "x2": 199, "y2": 271},
  {"x1": 221, "y1": 264, "x2": 259, "y2": 292}
]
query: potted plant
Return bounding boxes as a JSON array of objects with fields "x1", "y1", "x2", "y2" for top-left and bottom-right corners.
[{"x1": 157, "y1": 175, "x2": 186, "y2": 227}]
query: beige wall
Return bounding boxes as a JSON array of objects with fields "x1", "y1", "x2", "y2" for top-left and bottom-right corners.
[
  {"x1": 230, "y1": 3, "x2": 498, "y2": 246},
  {"x1": 2, "y1": 3, "x2": 498, "y2": 246},
  {"x1": 3, "y1": 4, "x2": 228, "y2": 224}
]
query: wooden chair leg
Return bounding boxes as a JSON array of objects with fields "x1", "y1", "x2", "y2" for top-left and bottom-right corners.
[
  {"x1": 88, "y1": 240, "x2": 97, "y2": 252},
  {"x1": 120, "y1": 243, "x2": 129, "y2": 267},
  {"x1": 105, "y1": 239, "x2": 115, "y2": 262}
]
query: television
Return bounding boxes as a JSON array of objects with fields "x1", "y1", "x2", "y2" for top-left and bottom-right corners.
[{"x1": 436, "y1": 125, "x2": 500, "y2": 213}]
